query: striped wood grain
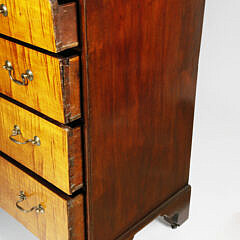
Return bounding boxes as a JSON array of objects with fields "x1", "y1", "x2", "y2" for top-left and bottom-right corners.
[
  {"x1": 0, "y1": 38, "x2": 81, "y2": 123},
  {"x1": 0, "y1": 97, "x2": 83, "y2": 194},
  {"x1": 0, "y1": 0, "x2": 78, "y2": 52},
  {"x1": 0, "y1": 155, "x2": 85, "y2": 240}
]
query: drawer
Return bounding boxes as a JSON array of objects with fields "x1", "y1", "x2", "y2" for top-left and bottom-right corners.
[
  {"x1": 0, "y1": 96, "x2": 83, "y2": 195},
  {"x1": 0, "y1": 155, "x2": 85, "y2": 240},
  {"x1": 0, "y1": 0, "x2": 78, "y2": 52},
  {"x1": 0, "y1": 38, "x2": 81, "y2": 124}
]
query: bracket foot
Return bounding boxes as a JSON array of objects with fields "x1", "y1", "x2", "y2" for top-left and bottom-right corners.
[{"x1": 163, "y1": 213, "x2": 180, "y2": 229}]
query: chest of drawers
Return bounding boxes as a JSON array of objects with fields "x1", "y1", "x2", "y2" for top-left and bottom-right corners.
[{"x1": 0, "y1": 0, "x2": 205, "y2": 240}]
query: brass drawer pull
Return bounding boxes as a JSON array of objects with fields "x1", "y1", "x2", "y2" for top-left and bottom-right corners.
[
  {"x1": 0, "y1": 4, "x2": 8, "y2": 17},
  {"x1": 9, "y1": 125, "x2": 41, "y2": 146},
  {"x1": 16, "y1": 191, "x2": 45, "y2": 214},
  {"x1": 3, "y1": 60, "x2": 34, "y2": 86}
]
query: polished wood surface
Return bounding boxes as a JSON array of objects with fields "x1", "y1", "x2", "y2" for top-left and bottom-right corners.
[
  {"x1": 117, "y1": 185, "x2": 191, "y2": 240},
  {"x1": 0, "y1": 0, "x2": 78, "y2": 52},
  {"x1": 81, "y1": 0, "x2": 205, "y2": 239},
  {"x1": 0, "y1": 38, "x2": 81, "y2": 123},
  {"x1": 0, "y1": 156, "x2": 85, "y2": 240},
  {"x1": 0, "y1": 96, "x2": 83, "y2": 194},
  {"x1": 125, "y1": 237, "x2": 134, "y2": 240}
]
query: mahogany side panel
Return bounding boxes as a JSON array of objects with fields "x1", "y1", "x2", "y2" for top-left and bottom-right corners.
[
  {"x1": 81, "y1": 0, "x2": 205, "y2": 239},
  {"x1": 125, "y1": 237, "x2": 134, "y2": 240}
]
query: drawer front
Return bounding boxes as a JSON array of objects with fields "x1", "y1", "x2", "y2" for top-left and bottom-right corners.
[
  {"x1": 0, "y1": 156, "x2": 85, "y2": 240},
  {"x1": 0, "y1": 38, "x2": 81, "y2": 124},
  {"x1": 0, "y1": 0, "x2": 78, "y2": 52},
  {"x1": 0, "y1": 97, "x2": 83, "y2": 194}
]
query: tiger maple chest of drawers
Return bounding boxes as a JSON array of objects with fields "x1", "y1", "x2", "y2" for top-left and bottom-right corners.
[{"x1": 0, "y1": 1, "x2": 205, "y2": 240}]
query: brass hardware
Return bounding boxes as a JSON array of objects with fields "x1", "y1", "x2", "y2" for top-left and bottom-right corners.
[
  {"x1": 0, "y1": 4, "x2": 8, "y2": 17},
  {"x1": 16, "y1": 191, "x2": 45, "y2": 214},
  {"x1": 3, "y1": 60, "x2": 33, "y2": 86},
  {"x1": 9, "y1": 125, "x2": 41, "y2": 146}
]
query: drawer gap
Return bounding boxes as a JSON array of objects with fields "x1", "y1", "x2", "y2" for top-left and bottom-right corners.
[
  {"x1": 0, "y1": 95, "x2": 84, "y2": 194},
  {"x1": 0, "y1": 93, "x2": 83, "y2": 128},
  {"x1": 0, "y1": 34, "x2": 81, "y2": 57},
  {"x1": 58, "y1": 0, "x2": 77, "y2": 4},
  {"x1": 0, "y1": 151, "x2": 84, "y2": 198}
]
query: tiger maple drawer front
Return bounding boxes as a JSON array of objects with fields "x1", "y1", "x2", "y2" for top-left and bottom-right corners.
[
  {"x1": 0, "y1": 38, "x2": 81, "y2": 124},
  {"x1": 0, "y1": 97, "x2": 83, "y2": 194},
  {"x1": 0, "y1": 0, "x2": 78, "y2": 52},
  {"x1": 0, "y1": 156, "x2": 85, "y2": 240}
]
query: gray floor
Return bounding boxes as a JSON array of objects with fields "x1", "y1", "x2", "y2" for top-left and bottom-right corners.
[{"x1": 1, "y1": 0, "x2": 240, "y2": 239}]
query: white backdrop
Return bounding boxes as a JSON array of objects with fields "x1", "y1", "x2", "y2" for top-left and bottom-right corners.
[
  {"x1": 136, "y1": 0, "x2": 240, "y2": 239},
  {"x1": 1, "y1": 0, "x2": 240, "y2": 239}
]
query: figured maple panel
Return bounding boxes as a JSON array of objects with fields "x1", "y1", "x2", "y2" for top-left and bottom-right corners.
[
  {"x1": 0, "y1": 97, "x2": 83, "y2": 194},
  {"x1": 0, "y1": 156, "x2": 85, "y2": 240},
  {"x1": 0, "y1": 0, "x2": 78, "y2": 52},
  {"x1": 0, "y1": 38, "x2": 81, "y2": 123}
]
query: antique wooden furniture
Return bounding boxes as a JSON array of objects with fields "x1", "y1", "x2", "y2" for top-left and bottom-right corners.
[{"x1": 0, "y1": 0, "x2": 205, "y2": 239}]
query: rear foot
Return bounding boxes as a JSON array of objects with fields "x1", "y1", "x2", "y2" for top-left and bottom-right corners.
[{"x1": 163, "y1": 213, "x2": 180, "y2": 229}]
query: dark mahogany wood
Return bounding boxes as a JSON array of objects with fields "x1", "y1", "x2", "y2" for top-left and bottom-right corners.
[
  {"x1": 117, "y1": 185, "x2": 191, "y2": 240},
  {"x1": 61, "y1": 56, "x2": 82, "y2": 123},
  {"x1": 53, "y1": 1, "x2": 79, "y2": 52},
  {"x1": 68, "y1": 126, "x2": 84, "y2": 193},
  {"x1": 68, "y1": 194, "x2": 86, "y2": 240},
  {"x1": 80, "y1": 0, "x2": 205, "y2": 239},
  {"x1": 125, "y1": 237, "x2": 134, "y2": 240},
  {"x1": 159, "y1": 185, "x2": 191, "y2": 227}
]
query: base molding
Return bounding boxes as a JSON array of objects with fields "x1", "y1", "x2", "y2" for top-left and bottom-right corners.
[
  {"x1": 125, "y1": 237, "x2": 134, "y2": 240},
  {"x1": 116, "y1": 185, "x2": 191, "y2": 240}
]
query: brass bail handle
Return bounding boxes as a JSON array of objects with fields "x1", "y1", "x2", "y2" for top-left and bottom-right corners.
[
  {"x1": 9, "y1": 125, "x2": 41, "y2": 146},
  {"x1": 0, "y1": 4, "x2": 8, "y2": 17},
  {"x1": 3, "y1": 60, "x2": 34, "y2": 86},
  {"x1": 16, "y1": 191, "x2": 45, "y2": 214}
]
